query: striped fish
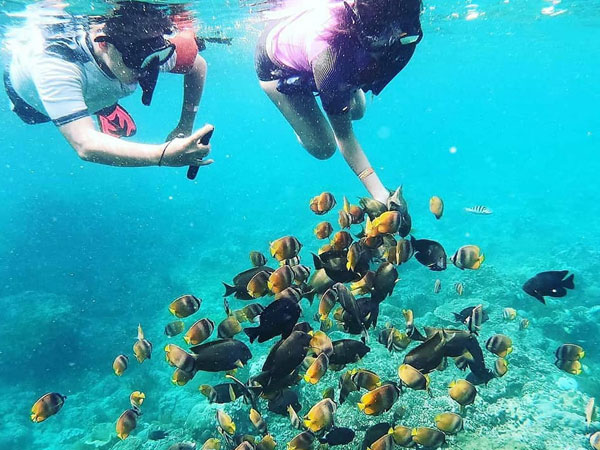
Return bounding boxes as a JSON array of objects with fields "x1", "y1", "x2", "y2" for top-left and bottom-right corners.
[
  {"x1": 465, "y1": 304, "x2": 483, "y2": 334},
  {"x1": 465, "y1": 205, "x2": 493, "y2": 215}
]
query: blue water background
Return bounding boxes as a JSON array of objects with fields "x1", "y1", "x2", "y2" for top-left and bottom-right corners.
[{"x1": 0, "y1": 1, "x2": 599, "y2": 448}]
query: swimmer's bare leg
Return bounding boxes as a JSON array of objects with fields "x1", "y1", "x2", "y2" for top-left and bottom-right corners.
[{"x1": 259, "y1": 80, "x2": 336, "y2": 160}]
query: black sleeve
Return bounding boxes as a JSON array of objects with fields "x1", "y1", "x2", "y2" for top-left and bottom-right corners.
[{"x1": 311, "y1": 43, "x2": 358, "y2": 115}]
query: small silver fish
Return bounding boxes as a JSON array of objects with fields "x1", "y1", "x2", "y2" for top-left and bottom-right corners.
[
  {"x1": 455, "y1": 282, "x2": 464, "y2": 296},
  {"x1": 434, "y1": 279, "x2": 441, "y2": 294},
  {"x1": 465, "y1": 206, "x2": 493, "y2": 215}
]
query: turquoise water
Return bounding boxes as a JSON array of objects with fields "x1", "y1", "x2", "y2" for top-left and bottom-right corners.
[{"x1": 1, "y1": 1, "x2": 599, "y2": 449}]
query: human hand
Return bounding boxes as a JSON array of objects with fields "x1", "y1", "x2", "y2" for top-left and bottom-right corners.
[
  {"x1": 165, "y1": 124, "x2": 193, "y2": 142},
  {"x1": 160, "y1": 124, "x2": 215, "y2": 167}
]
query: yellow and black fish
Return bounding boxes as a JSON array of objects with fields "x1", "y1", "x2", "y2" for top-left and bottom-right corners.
[
  {"x1": 270, "y1": 236, "x2": 302, "y2": 261},
  {"x1": 133, "y1": 324, "x2": 152, "y2": 363},
  {"x1": 129, "y1": 391, "x2": 145, "y2": 409},
  {"x1": 314, "y1": 221, "x2": 334, "y2": 240},
  {"x1": 250, "y1": 408, "x2": 268, "y2": 435},
  {"x1": 30, "y1": 392, "x2": 66, "y2": 423},
  {"x1": 268, "y1": 265, "x2": 295, "y2": 294},
  {"x1": 164, "y1": 320, "x2": 185, "y2": 337},
  {"x1": 113, "y1": 354, "x2": 128, "y2": 376},
  {"x1": 304, "y1": 398, "x2": 336, "y2": 433},
  {"x1": 304, "y1": 353, "x2": 329, "y2": 384},
  {"x1": 288, "y1": 431, "x2": 316, "y2": 450},
  {"x1": 485, "y1": 334, "x2": 513, "y2": 358},
  {"x1": 435, "y1": 412, "x2": 463, "y2": 434},
  {"x1": 448, "y1": 379, "x2": 477, "y2": 407},
  {"x1": 351, "y1": 368, "x2": 381, "y2": 391},
  {"x1": 357, "y1": 383, "x2": 400, "y2": 416},
  {"x1": 451, "y1": 245, "x2": 485, "y2": 270},
  {"x1": 247, "y1": 270, "x2": 272, "y2": 298},
  {"x1": 165, "y1": 344, "x2": 197, "y2": 374},
  {"x1": 310, "y1": 192, "x2": 337, "y2": 215},
  {"x1": 218, "y1": 316, "x2": 243, "y2": 339},
  {"x1": 555, "y1": 343, "x2": 585, "y2": 361},
  {"x1": 411, "y1": 427, "x2": 446, "y2": 448},
  {"x1": 184, "y1": 318, "x2": 215, "y2": 345},
  {"x1": 249, "y1": 251, "x2": 267, "y2": 267},
  {"x1": 216, "y1": 409, "x2": 236, "y2": 435},
  {"x1": 169, "y1": 294, "x2": 201, "y2": 318},
  {"x1": 116, "y1": 408, "x2": 140, "y2": 440},
  {"x1": 398, "y1": 364, "x2": 429, "y2": 391}
]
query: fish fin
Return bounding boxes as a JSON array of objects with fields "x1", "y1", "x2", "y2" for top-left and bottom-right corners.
[
  {"x1": 137, "y1": 324, "x2": 144, "y2": 340},
  {"x1": 563, "y1": 273, "x2": 575, "y2": 289},
  {"x1": 357, "y1": 402, "x2": 365, "y2": 411},
  {"x1": 312, "y1": 253, "x2": 324, "y2": 270},
  {"x1": 223, "y1": 282, "x2": 238, "y2": 297},
  {"x1": 234, "y1": 359, "x2": 244, "y2": 368},
  {"x1": 243, "y1": 326, "x2": 260, "y2": 343}
]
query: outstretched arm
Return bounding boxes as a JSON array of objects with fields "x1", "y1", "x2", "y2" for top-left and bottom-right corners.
[
  {"x1": 327, "y1": 111, "x2": 390, "y2": 203},
  {"x1": 60, "y1": 117, "x2": 214, "y2": 168}
]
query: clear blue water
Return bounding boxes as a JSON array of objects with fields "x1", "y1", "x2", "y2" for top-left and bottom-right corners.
[{"x1": 1, "y1": 1, "x2": 599, "y2": 449}]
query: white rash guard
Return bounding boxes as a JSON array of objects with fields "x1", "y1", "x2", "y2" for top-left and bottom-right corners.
[{"x1": 7, "y1": 26, "x2": 176, "y2": 126}]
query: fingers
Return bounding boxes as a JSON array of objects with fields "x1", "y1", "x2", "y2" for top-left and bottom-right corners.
[
  {"x1": 187, "y1": 124, "x2": 215, "y2": 146},
  {"x1": 197, "y1": 159, "x2": 214, "y2": 166}
]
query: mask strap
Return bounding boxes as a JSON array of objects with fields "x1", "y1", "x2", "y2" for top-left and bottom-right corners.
[{"x1": 139, "y1": 62, "x2": 159, "y2": 106}]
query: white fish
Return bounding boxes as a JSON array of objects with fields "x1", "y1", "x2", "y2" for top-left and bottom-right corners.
[
  {"x1": 465, "y1": 206, "x2": 493, "y2": 215},
  {"x1": 586, "y1": 397, "x2": 596, "y2": 426}
]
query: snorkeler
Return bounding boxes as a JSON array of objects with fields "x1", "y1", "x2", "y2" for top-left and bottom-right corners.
[
  {"x1": 4, "y1": 1, "x2": 214, "y2": 172},
  {"x1": 255, "y1": 0, "x2": 423, "y2": 202}
]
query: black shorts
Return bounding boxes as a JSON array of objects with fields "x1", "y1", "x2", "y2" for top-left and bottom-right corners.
[{"x1": 255, "y1": 23, "x2": 281, "y2": 82}]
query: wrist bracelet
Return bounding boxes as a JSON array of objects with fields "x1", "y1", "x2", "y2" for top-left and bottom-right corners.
[
  {"x1": 358, "y1": 167, "x2": 374, "y2": 180},
  {"x1": 158, "y1": 139, "x2": 174, "y2": 166}
]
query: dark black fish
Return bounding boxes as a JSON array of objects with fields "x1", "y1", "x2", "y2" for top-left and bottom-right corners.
[
  {"x1": 148, "y1": 430, "x2": 169, "y2": 440},
  {"x1": 361, "y1": 422, "x2": 392, "y2": 450},
  {"x1": 267, "y1": 388, "x2": 301, "y2": 415},
  {"x1": 452, "y1": 306, "x2": 489, "y2": 324},
  {"x1": 190, "y1": 339, "x2": 252, "y2": 372},
  {"x1": 319, "y1": 427, "x2": 356, "y2": 446},
  {"x1": 522, "y1": 270, "x2": 575, "y2": 304},
  {"x1": 372, "y1": 262, "x2": 399, "y2": 302},
  {"x1": 223, "y1": 266, "x2": 275, "y2": 300},
  {"x1": 293, "y1": 321, "x2": 313, "y2": 333},
  {"x1": 424, "y1": 327, "x2": 494, "y2": 383},
  {"x1": 262, "y1": 331, "x2": 312, "y2": 379},
  {"x1": 243, "y1": 297, "x2": 301, "y2": 343},
  {"x1": 210, "y1": 382, "x2": 246, "y2": 403},
  {"x1": 329, "y1": 339, "x2": 370, "y2": 365},
  {"x1": 313, "y1": 251, "x2": 363, "y2": 284},
  {"x1": 252, "y1": 369, "x2": 301, "y2": 397},
  {"x1": 333, "y1": 283, "x2": 367, "y2": 338},
  {"x1": 337, "y1": 297, "x2": 379, "y2": 334},
  {"x1": 411, "y1": 237, "x2": 447, "y2": 271},
  {"x1": 403, "y1": 331, "x2": 446, "y2": 374}
]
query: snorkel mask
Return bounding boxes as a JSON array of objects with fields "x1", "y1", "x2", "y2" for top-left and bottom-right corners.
[
  {"x1": 343, "y1": 0, "x2": 423, "y2": 51},
  {"x1": 95, "y1": 1, "x2": 175, "y2": 105}
]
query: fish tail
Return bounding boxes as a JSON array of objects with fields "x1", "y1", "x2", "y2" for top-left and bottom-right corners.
[
  {"x1": 563, "y1": 273, "x2": 575, "y2": 289},
  {"x1": 357, "y1": 402, "x2": 365, "y2": 411},
  {"x1": 243, "y1": 326, "x2": 260, "y2": 343},
  {"x1": 223, "y1": 282, "x2": 238, "y2": 297}
]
